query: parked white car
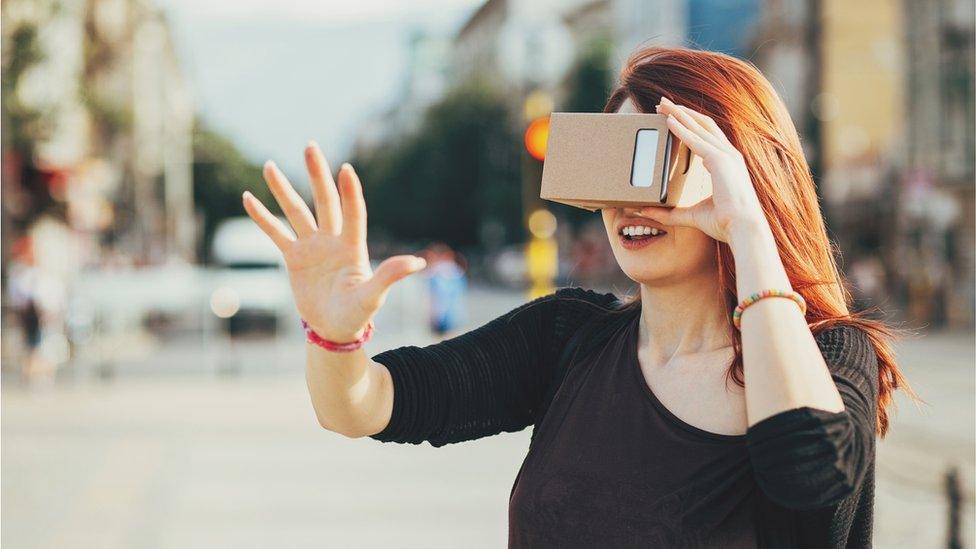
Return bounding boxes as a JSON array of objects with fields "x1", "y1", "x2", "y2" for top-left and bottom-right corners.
[{"x1": 209, "y1": 217, "x2": 294, "y2": 337}]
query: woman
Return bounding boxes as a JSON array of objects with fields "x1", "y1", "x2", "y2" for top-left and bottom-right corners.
[{"x1": 242, "y1": 47, "x2": 912, "y2": 548}]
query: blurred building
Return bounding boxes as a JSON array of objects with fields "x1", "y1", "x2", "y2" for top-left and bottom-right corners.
[
  {"x1": 757, "y1": 0, "x2": 975, "y2": 328},
  {"x1": 356, "y1": 30, "x2": 454, "y2": 152},
  {"x1": 899, "y1": 0, "x2": 975, "y2": 328},
  {"x1": 453, "y1": 0, "x2": 509, "y2": 84},
  {"x1": 451, "y1": 0, "x2": 762, "y2": 102},
  {"x1": 3, "y1": 0, "x2": 194, "y2": 266},
  {"x1": 1, "y1": 0, "x2": 195, "y2": 373}
]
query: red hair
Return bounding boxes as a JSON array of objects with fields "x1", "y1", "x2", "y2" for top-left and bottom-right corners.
[{"x1": 604, "y1": 47, "x2": 914, "y2": 436}]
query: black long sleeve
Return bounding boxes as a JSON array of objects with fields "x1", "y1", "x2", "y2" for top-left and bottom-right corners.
[
  {"x1": 746, "y1": 324, "x2": 880, "y2": 510},
  {"x1": 369, "y1": 287, "x2": 618, "y2": 447}
]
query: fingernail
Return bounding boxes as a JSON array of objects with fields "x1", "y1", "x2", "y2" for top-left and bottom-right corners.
[
  {"x1": 661, "y1": 96, "x2": 672, "y2": 104},
  {"x1": 242, "y1": 190, "x2": 252, "y2": 199},
  {"x1": 307, "y1": 140, "x2": 318, "y2": 149}
]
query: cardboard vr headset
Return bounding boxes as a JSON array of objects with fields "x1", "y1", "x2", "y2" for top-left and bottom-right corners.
[{"x1": 540, "y1": 113, "x2": 713, "y2": 211}]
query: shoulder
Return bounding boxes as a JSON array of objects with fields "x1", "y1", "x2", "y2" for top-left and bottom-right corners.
[
  {"x1": 500, "y1": 287, "x2": 622, "y2": 350},
  {"x1": 550, "y1": 287, "x2": 628, "y2": 350},
  {"x1": 550, "y1": 286, "x2": 624, "y2": 328},
  {"x1": 498, "y1": 286, "x2": 619, "y2": 329},
  {"x1": 552, "y1": 286, "x2": 622, "y2": 311},
  {"x1": 505, "y1": 286, "x2": 620, "y2": 321}
]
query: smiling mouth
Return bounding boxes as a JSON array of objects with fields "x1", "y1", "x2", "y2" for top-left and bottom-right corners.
[{"x1": 619, "y1": 227, "x2": 668, "y2": 241}]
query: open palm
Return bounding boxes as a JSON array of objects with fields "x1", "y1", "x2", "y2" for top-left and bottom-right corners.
[{"x1": 242, "y1": 142, "x2": 426, "y2": 342}]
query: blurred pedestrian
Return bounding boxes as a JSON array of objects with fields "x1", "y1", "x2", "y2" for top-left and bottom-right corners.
[
  {"x1": 7, "y1": 237, "x2": 51, "y2": 383},
  {"x1": 422, "y1": 243, "x2": 467, "y2": 340}
]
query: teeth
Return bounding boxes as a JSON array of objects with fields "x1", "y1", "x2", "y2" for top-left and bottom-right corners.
[{"x1": 621, "y1": 225, "x2": 666, "y2": 237}]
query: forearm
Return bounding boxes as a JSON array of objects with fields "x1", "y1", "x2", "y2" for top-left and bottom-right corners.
[
  {"x1": 729, "y1": 222, "x2": 844, "y2": 427},
  {"x1": 305, "y1": 343, "x2": 393, "y2": 438}
]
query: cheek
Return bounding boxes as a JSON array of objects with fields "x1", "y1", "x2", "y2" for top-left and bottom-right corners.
[
  {"x1": 601, "y1": 210, "x2": 614, "y2": 234},
  {"x1": 671, "y1": 228, "x2": 716, "y2": 270}
]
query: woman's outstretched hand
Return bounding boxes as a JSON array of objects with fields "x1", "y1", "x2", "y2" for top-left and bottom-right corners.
[
  {"x1": 242, "y1": 142, "x2": 427, "y2": 342},
  {"x1": 639, "y1": 97, "x2": 770, "y2": 243}
]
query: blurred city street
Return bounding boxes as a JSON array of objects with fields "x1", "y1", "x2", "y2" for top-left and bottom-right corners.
[
  {"x1": 2, "y1": 0, "x2": 973, "y2": 547},
  {"x1": 3, "y1": 284, "x2": 973, "y2": 549}
]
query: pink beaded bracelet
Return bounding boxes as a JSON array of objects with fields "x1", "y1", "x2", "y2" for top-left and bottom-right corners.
[
  {"x1": 732, "y1": 289, "x2": 806, "y2": 330},
  {"x1": 301, "y1": 319, "x2": 374, "y2": 352}
]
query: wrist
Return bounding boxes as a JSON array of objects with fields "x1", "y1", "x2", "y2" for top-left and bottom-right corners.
[
  {"x1": 727, "y1": 217, "x2": 775, "y2": 253},
  {"x1": 302, "y1": 320, "x2": 373, "y2": 352},
  {"x1": 305, "y1": 320, "x2": 367, "y2": 342},
  {"x1": 727, "y1": 219, "x2": 793, "y2": 296}
]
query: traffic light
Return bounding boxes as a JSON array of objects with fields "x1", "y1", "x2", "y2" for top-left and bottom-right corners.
[{"x1": 524, "y1": 115, "x2": 549, "y2": 162}]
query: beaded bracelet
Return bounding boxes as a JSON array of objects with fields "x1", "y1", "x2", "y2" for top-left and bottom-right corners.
[
  {"x1": 301, "y1": 319, "x2": 374, "y2": 352},
  {"x1": 732, "y1": 289, "x2": 806, "y2": 330}
]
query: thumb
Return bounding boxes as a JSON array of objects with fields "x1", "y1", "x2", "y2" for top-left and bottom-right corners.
[
  {"x1": 638, "y1": 204, "x2": 698, "y2": 229},
  {"x1": 362, "y1": 254, "x2": 427, "y2": 301}
]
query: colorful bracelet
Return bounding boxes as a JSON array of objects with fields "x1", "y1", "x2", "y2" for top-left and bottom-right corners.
[
  {"x1": 301, "y1": 319, "x2": 374, "y2": 352},
  {"x1": 732, "y1": 289, "x2": 806, "y2": 330}
]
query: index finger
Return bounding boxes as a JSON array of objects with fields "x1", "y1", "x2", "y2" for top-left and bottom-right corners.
[
  {"x1": 676, "y1": 105, "x2": 734, "y2": 148},
  {"x1": 665, "y1": 114, "x2": 721, "y2": 162},
  {"x1": 659, "y1": 99, "x2": 725, "y2": 151}
]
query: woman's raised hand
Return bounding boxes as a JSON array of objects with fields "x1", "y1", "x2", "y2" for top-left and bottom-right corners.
[
  {"x1": 640, "y1": 97, "x2": 769, "y2": 244},
  {"x1": 242, "y1": 142, "x2": 427, "y2": 342}
]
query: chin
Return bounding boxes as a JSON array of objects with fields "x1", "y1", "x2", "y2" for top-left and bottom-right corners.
[
  {"x1": 611, "y1": 251, "x2": 675, "y2": 285},
  {"x1": 621, "y1": 266, "x2": 681, "y2": 287},
  {"x1": 610, "y1": 242, "x2": 715, "y2": 287}
]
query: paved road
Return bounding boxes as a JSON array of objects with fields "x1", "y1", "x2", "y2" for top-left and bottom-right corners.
[{"x1": 2, "y1": 286, "x2": 973, "y2": 548}]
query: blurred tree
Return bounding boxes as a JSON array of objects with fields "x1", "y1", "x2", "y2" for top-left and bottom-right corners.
[
  {"x1": 192, "y1": 123, "x2": 274, "y2": 262},
  {"x1": 354, "y1": 80, "x2": 522, "y2": 250},
  {"x1": 2, "y1": 23, "x2": 44, "y2": 152},
  {"x1": 353, "y1": 40, "x2": 615, "y2": 251},
  {"x1": 0, "y1": 22, "x2": 59, "y2": 227},
  {"x1": 563, "y1": 38, "x2": 614, "y2": 113}
]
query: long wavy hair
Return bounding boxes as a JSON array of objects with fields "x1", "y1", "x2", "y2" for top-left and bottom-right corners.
[{"x1": 602, "y1": 46, "x2": 915, "y2": 437}]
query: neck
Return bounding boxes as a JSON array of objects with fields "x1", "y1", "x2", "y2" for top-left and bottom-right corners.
[{"x1": 638, "y1": 270, "x2": 733, "y2": 362}]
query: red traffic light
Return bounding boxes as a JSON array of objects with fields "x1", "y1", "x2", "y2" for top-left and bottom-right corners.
[{"x1": 524, "y1": 116, "x2": 549, "y2": 161}]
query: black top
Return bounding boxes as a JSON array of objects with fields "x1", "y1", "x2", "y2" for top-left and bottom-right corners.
[{"x1": 370, "y1": 287, "x2": 880, "y2": 548}]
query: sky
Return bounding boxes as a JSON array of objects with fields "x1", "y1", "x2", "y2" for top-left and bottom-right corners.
[{"x1": 158, "y1": 0, "x2": 481, "y2": 180}]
